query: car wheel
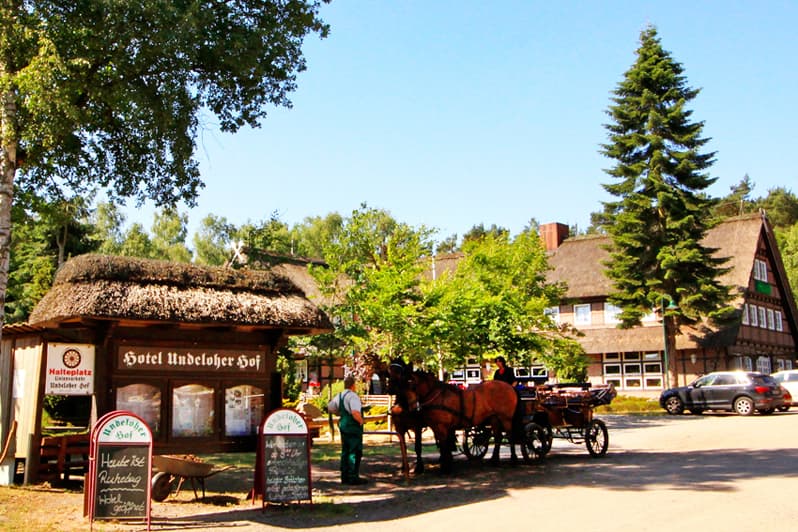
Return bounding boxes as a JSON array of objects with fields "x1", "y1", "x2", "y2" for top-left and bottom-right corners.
[
  {"x1": 688, "y1": 408, "x2": 704, "y2": 415},
  {"x1": 758, "y1": 408, "x2": 775, "y2": 415},
  {"x1": 733, "y1": 396, "x2": 755, "y2": 416},
  {"x1": 663, "y1": 396, "x2": 684, "y2": 415},
  {"x1": 777, "y1": 405, "x2": 790, "y2": 412}
]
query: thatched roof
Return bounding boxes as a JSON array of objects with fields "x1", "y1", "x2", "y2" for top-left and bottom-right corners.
[
  {"x1": 546, "y1": 213, "x2": 798, "y2": 353},
  {"x1": 546, "y1": 213, "x2": 764, "y2": 301},
  {"x1": 28, "y1": 254, "x2": 333, "y2": 333}
]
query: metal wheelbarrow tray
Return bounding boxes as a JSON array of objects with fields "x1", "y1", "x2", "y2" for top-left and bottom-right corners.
[{"x1": 151, "y1": 454, "x2": 235, "y2": 502}]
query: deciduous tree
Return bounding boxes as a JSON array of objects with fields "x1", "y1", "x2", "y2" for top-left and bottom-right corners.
[{"x1": 0, "y1": 0, "x2": 329, "y2": 334}]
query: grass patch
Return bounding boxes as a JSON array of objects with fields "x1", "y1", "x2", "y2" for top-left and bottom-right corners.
[{"x1": 595, "y1": 394, "x2": 662, "y2": 414}]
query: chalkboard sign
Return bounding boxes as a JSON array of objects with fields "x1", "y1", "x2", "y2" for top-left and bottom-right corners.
[
  {"x1": 257, "y1": 408, "x2": 311, "y2": 505},
  {"x1": 264, "y1": 435, "x2": 311, "y2": 502},
  {"x1": 93, "y1": 445, "x2": 150, "y2": 518},
  {"x1": 88, "y1": 411, "x2": 152, "y2": 528}
]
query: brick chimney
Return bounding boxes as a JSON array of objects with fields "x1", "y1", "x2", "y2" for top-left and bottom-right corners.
[{"x1": 539, "y1": 222, "x2": 569, "y2": 251}]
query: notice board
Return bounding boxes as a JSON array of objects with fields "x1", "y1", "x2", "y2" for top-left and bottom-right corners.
[{"x1": 258, "y1": 409, "x2": 311, "y2": 505}]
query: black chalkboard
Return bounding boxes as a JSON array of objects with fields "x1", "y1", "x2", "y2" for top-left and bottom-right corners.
[
  {"x1": 263, "y1": 435, "x2": 311, "y2": 503},
  {"x1": 93, "y1": 445, "x2": 150, "y2": 519}
]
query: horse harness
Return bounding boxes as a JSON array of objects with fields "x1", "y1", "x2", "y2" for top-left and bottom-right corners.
[{"x1": 410, "y1": 379, "x2": 476, "y2": 428}]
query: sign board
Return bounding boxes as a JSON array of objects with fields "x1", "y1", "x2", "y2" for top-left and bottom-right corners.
[
  {"x1": 117, "y1": 346, "x2": 263, "y2": 373},
  {"x1": 258, "y1": 409, "x2": 311, "y2": 505},
  {"x1": 45, "y1": 343, "x2": 95, "y2": 395},
  {"x1": 88, "y1": 411, "x2": 152, "y2": 529}
]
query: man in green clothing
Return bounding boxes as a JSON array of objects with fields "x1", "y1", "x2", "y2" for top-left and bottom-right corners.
[{"x1": 327, "y1": 376, "x2": 368, "y2": 485}]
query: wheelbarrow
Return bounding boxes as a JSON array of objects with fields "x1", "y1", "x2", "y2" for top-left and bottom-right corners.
[{"x1": 151, "y1": 454, "x2": 235, "y2": 502}]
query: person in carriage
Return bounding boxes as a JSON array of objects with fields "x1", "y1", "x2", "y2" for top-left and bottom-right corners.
[{"x1": 493, "y1": 356, "x2": 518, "y2": 387}]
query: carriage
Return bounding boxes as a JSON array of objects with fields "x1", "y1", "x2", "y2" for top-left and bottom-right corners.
[
  {"x1": 461, "y1": 382, "x2": 616, "y2": 462},
  {"x1": 389, "y1": 360, "x2": 616, "y2": 473}
]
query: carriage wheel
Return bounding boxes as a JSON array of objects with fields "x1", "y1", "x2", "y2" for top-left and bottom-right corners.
[
  {"x1": 462, "y1": 425, "x2": 491, "y2": 460},
  {"x1": 540, "y1": 424, "x2": 553, "y2": 454},
  {"x1": 151, "y1": 472, "x2": 173, "y2": 502},
  {"x1": 585, "y1": 419, "x2": 609, "y2": 457},
  {"x1": 520, "y1": 422, "x2": 548, "y2": 463}
]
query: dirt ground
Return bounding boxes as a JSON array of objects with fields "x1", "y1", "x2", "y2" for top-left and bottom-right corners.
[{"x1": 3, "y1": 411, "x2": 798, "y2": 531}]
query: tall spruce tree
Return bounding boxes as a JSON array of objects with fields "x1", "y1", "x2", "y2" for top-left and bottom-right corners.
[{"x1": 600, "y1": 26, "x2": 733, "y2": 387}]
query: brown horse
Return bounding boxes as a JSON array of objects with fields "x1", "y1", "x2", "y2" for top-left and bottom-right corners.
[
  {"x1": 388, "y1": 360, "x2": 427, "y2": 475},
  {"x1": 401, "y1": 369, "x2": 519, "y2": 473}
]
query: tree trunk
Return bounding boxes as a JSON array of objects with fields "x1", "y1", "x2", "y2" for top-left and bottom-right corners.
[{"x1": 0, "y1": 82, "x2": 17, "y2": 335}]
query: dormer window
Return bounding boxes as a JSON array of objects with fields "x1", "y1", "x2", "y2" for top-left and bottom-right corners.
[{"x1": 574, "y1": 304, "x2": 591, "y2": 325}]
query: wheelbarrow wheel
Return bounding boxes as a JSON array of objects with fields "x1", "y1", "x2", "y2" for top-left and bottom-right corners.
[{"x1": 151, "y1": 472, "x2": 173, "y2": 502}]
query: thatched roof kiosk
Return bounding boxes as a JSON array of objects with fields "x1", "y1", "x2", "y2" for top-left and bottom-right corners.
[{"x1": 16, "y1": 254, "x2": 333, "y2": 458}]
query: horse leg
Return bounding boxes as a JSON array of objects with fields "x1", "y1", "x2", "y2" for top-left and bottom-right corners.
[
  {"x1": 413, "y1": 424, "x2": 424, "y2": 474},
  {"x1": 489, "y1": 421, "x2": 503, "y2": 464},
  {"x1": 439, "y1": 430, "x2": 456, "y2": 474},
  {"x1": 398, "y1": 430, "x2": 410, "y2": 478}
]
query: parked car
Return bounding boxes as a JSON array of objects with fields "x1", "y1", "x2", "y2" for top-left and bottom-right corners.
[
  {"x1": 660, "y1": 371, "x2": 785, "y2": 416},
  {"x1": 771, "y1": 370, "x2": 798, "y2": 411}
]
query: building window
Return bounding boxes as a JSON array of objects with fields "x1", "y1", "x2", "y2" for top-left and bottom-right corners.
[
  {"x1": 544, "y1": 306, "x2": 560, "y2": 325},
  {"x1": 172, "y1": 384, "x2": 215, "y2": 438},
  {"x1": 604, "y1": 303, "x2": 622, "y2": 324},
  {"x1": 224, "y1": 385, "x2": 264, "y2": 437},
  {"x1": 574, "y1": 304, "x2": 591, "y2": 325},
  {"x1": 753, "y1": 259, "x2": 768, "y2": 281},
  {"x1": 603, "y1": 353, "x2": 663, "y2": 390},
  {"x1": 766, "y1": 308, "x2": 775, "y2": 330},
  {"x1": 775, "y1": 311, "x2": 783, "y2": 332},
  {"x1": 741, "y1": 303, "x2": 749, "y2": 325},
  {"x1": 758, "y1": 307, "x2": 766, "y2": 328},
  {"x1": 749, "y1": 305, "x2": 758, "y2": 327},
  {"x1": 117, "y1": 384, "x2": 162, "y2": 437},
  {"x1": 756, "y1": 356, "x2": 771, "y2": 374}
]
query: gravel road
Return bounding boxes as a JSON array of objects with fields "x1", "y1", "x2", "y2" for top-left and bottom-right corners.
[{"x1": 152, "y1": 412, "x2": 798, "y2": 531}]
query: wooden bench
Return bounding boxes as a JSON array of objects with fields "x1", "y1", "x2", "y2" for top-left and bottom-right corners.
[
  {"x1": 38, "y1": 433, "x2": 90, "y2": 482},
  {"x1": 361, "y1": 394, "x2": 394, "y2": 429}
]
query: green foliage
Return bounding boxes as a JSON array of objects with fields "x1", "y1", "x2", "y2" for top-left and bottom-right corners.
[
  {"x1": 193, "y1": 214, "x2": 238, "y2": 266},
  {"x1": 5, "y1": 1, "x2": 330, "y2": 208},
  {"x1": 150, "y1": 208, "x2": 192, "y2": 262},
  {"x1": 776, "y1": 222, "x2": 798, "y2": 307},
  {"x1": 426, "y1": 230, "x2": 582, "y2": 374},
  {"x1": 599, "y1": 26, "x2": 733, "y2": 333},
  {"x1": 240, "y1": 212, "x2": 294, "y2": 255},
  {"x1": 310, "y1": 203, "x2": 435, "y2": 373},
  {"x1": 276, "y1": 346, "x2": 302, "y2": 402},
  {"x1": 594, "y1": 395, "x2": 661, "y2": 414},
  {"x1": 6, "y1": 196, "x2": 98, "y2": 321},
  {"x1": 291, "y1": 213, "x2": 344, "y2": 259},
  {"x1": 755, "y1": 187, "x2": 798, "y2": 229}
]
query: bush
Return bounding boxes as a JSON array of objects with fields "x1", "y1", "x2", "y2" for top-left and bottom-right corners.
[{"x1": 594, "y1": 394, "x2": 661, "y2": 414}]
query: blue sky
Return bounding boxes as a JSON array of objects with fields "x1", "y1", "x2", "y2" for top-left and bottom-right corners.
[{"x1": 125, "y1": 1, "x2": 797, "y2": 246}]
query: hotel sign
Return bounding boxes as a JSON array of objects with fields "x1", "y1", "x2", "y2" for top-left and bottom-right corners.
[{"x1": 118, "y1": 346, "x2": 263, "y2": 373}]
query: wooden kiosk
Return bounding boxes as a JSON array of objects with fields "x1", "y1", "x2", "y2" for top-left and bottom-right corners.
[{"x1": 0, "y1": 254, "x2": 332, "y2": 484}]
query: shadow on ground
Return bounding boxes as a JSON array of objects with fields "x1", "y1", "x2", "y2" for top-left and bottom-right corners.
[{"x1": 148, "y1": 414, "x2": 798, "y2": 529}]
